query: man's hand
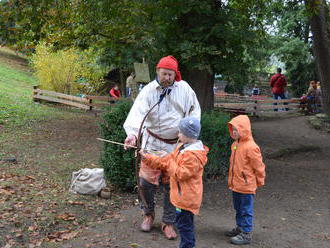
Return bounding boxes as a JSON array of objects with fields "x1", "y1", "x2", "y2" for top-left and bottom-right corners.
[
  {"x1": 124, "y1": 134, "x2": 137, "y2": 150},
  {"x1": 139, "y1": 149, "x2": 147, "y2": 160}
]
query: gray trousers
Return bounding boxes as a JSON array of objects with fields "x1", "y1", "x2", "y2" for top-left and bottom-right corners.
[{"x1": 140, "y1": 177, "x2": 176, "y2": 225}]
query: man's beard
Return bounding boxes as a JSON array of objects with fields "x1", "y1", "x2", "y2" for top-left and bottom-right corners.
[{"x1": 160, "y1": 80, "x2": 174, "y2": 88}]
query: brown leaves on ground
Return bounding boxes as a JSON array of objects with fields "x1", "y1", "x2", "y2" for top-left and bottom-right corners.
[
  {"x1": 68, "y1": 200, "x2": 85, "y2": 206},
  {"x1": 313, "y1": 233, "x2": 330, "y2": 241},
  {"x1": 56, "y1": 213, "x2": 76, "y2": 221},
  {"x1": 46, "y1": 230, "x2": 80, "y2": 242},
  {"x1": 0, "y1": 170, "x2": 123, "y2": 247}
]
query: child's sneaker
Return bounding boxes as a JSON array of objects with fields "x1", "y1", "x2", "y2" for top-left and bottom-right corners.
[
  {"x1": 224, "y1": 227, "x2": 242, "y2": 237},
  {"x1": 230, "y1": 232, "x2": 252, "y2": 245}
]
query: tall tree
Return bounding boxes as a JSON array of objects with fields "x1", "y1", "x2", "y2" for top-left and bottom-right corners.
[
  {"x1": 139, "y1": 0, "x2": 268, "y2": 110},
  {"x1": 265, "y1": 0, "x2": 317, "y2": 97},
  {"x1": 0, "y1": 0, "x2": 269, "y2": 110},
  {"x1": 305, "y1": 0, "x2": 330, "y2": 115},
  {"x1": 0, "y1": 0, "x2": 54, "y2": 49}
]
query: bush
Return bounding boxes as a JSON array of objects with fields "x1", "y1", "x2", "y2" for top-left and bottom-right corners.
[
  {"x1": 99, "y1": 100, "x2": 136, "y2": 190},
  {"x1": 31, "y1": 43, "x2": 82, "y2": 94},
  {"x1": 99, "y1": 102, "x2": 232, "y2": 190},
  {"x1": 31, "y1": 43, "x2": 107, "y2": 95},
  {"x1": 200, "y1": 110, "x2": 232, "y2": 179},
  {"x1": 77, "y1": 47, "x2": 109, "y2": 95}
]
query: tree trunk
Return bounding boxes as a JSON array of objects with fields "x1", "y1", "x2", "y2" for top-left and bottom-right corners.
[
  {"x1": 119, "y1": 68, "x2": 125, "y2": 97},
  {"x1": 181, "y1": 68, "x2": 214, "y2": 112},
  {"x1": 307, "y1": 0, "x2": 330, "y2": 115}
]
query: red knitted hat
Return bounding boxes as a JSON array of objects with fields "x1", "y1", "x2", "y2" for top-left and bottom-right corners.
[{"x1": 156, "y1": 55, "x2": 182, "y2": 81}]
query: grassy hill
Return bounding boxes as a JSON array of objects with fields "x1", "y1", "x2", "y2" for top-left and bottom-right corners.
[
  {"x1": 0, "y1": 48, "x2": 106, "y2": 248},
  {"x1": 0, "y1": 47, "x2": 63, "y2": 126}
]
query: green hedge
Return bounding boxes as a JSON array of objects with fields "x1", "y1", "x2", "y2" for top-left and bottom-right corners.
[
  {"x1": 200, "y1": 110, "x2": 232, "y2": 179},
  {"x1": 99, "y1": 101, "x2": 232, "y2": 190},
  {"x1": 99, "y1": 100, "x2": 136, "y2": 190}
]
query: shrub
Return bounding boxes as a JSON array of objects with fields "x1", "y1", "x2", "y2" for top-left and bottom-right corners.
[
  {"x1": 31, "y1": 43, "x2": 82, "y2": 94},
  {"x1": 99, "y1": 100, "x2": 136, "y2": 190},
  {"x1": 99, "y1": 102, "x2": 232, "y2": 191},
  {"x1": 76, "y1": 47, "x2": 108, "y2": 95},
  {"x1": 200, "y1": 110, "x2": 232, "y2": 178},
  {"x1": 31, "y1": 43, "x2": 107, "y2": 95}
]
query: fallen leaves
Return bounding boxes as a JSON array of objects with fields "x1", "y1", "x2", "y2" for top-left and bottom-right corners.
[
  {"x1": 0, "y1": 186, "x2": 15, "y2": 196},
  {"x1": 56, "y1": 213, "x2": 76, "y2": 221},
  {"x1": 314, "y1": 233, "x2": 330, "y2": 241},
  {"x1": 46, "y1": 230, "x2": 80, "y2": 242},
  {"x1": 28, "y1": 225, "x2": 38, "y2": 232},
  {"x1": 0, "y1": 169, "x2": 122, "y2": 247},
  {"x1": 0, "y1": 172, "x2": 82, "y2": 246},
  {"x1": 68, "y1": 200, "x2": 85, "y2": 206}
]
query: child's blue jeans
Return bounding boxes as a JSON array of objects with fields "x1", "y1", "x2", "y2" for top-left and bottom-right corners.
[
  {"x1": 176, "y1": 208, "x2": 195, "y2": 248},
  {"x1": 232, "y1": 191, "x2": 254, "y2": 233}
]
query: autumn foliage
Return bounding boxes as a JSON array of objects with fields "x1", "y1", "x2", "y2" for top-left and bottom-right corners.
[{"x1": 31, "y1": 43, "x2": 106, "y2": 95}]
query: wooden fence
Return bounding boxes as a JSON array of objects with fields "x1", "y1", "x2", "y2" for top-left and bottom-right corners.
[
  {"x1": 214, "y1": 93, "x2": 304, "y2": 116},
  {"x1": 32, "y1": 86, "x2": 120, "y2": 111},
  {"x1": 32, "y1": 87, "x2": 305, "y2": 116}
]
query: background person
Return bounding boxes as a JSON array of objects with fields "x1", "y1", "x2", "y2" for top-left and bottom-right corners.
[
  {"x1": 109, "y1": 84, "x2": 121, "y2": 99},
  {"x1": 306, "y1": 80, "x2": 322, "y2": 113},
  {"x1": 270, "y1": 68, "x2": 288, "y2": 111},
  {"x1": 126, "y1": 72, "x2": 137, "y2": 99},
  {"x1": 251, "y1": 84, "x2": 260, "y2": 96}
]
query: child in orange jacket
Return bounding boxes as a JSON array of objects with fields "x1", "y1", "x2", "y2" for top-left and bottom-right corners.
[
  {"x1": 140, "y1": 116, "x2": 208, "y2": 248},
  {"x1": 225, "y1": 115, "x2": 266, "y2": 245}
]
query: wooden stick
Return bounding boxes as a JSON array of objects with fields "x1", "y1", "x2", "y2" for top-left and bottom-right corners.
[
  {"x1": 96, "y1": 138, "x2": 165, "y2": 155},
  {"x1": 96, "y1": 138, "x2": 138, "y2": 149}
]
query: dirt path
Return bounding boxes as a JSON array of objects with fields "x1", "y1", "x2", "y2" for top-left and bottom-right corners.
[
  {"x1": 62, "y1": 115, "x2": 330, "y2": 248},
  {"x1": 1, "y1": 47, "x2": 328, "y2": 248},
  {"x1": 0, "y1": 47, "x2": 30, "y2": 72}
]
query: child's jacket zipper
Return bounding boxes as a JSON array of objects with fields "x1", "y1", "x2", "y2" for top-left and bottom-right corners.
[{"x1": 231, "y1": 141, "x2": 238, "y2": 187}]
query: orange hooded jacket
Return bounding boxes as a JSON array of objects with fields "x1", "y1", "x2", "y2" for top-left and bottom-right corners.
[
  {"x1": 228, "y1": 115, "x2": 266, "y2": 194},
  {"x1": 143, "y1": 141, "x2": 208, "y2": 215}
]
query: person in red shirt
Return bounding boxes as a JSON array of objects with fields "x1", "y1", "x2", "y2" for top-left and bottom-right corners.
[
  {"x1": 109, "y1": 84, "x2": 121, "y2": 99},
  {"x1": 269, "y1": 68, "x2": 288, "y2": 111}
]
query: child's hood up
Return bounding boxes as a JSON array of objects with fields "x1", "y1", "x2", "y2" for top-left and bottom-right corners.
[{"x1": 228, "y1": 115, "x2": 252, "y2": 140}]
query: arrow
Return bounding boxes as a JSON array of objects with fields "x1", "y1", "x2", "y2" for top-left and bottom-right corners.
[{"x1": 96, "y1": 138, "x2": 138, "y2": 149}]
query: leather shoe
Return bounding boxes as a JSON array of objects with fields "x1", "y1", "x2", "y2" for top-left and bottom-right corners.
[
  {"x1": 161, "y1": 223, "x2": 177, "y2": 240},
  {"x1": 140, "y1": 214, "x2": 154, "y2": 232}
]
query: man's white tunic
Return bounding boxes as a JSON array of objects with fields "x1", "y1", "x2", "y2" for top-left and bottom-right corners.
[{"x1": 123, "y1": 79, "x2": 201, "y2": 184}]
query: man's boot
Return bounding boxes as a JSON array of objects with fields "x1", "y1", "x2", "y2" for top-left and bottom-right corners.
[
  {"x1": 230, "y1": 232, "x2": 252, "y2": 245},
  {"x1": 224, "y1": 227, "x2": 242, "y2": 237},
  {"x1": 140, "y1": 213, "x2": 154, "y2": 232}
]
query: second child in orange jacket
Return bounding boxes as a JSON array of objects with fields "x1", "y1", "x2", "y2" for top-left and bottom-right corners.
[
  {"x1": 227, "y1": 115, "x2": 265, "y2": 195},
  {"x1": 225, "y1": 115, "x2": 265, "y2": 245}
]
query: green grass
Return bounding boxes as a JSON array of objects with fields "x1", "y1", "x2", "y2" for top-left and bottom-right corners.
[
  {"x1": 0, "y1": 61, "x2": 63, "y2": 126},
  {"x1": 0, "y1": 49, "x2": 121, "y2": 247}
]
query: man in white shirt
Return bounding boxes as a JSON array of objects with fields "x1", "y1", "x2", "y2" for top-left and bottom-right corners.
[
  {"x1": 123, "y1": 55, "x2": 201, "y2": 240},
  {"x1": 126, "y1": 72, "x2": 137, "y2": 99}
]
